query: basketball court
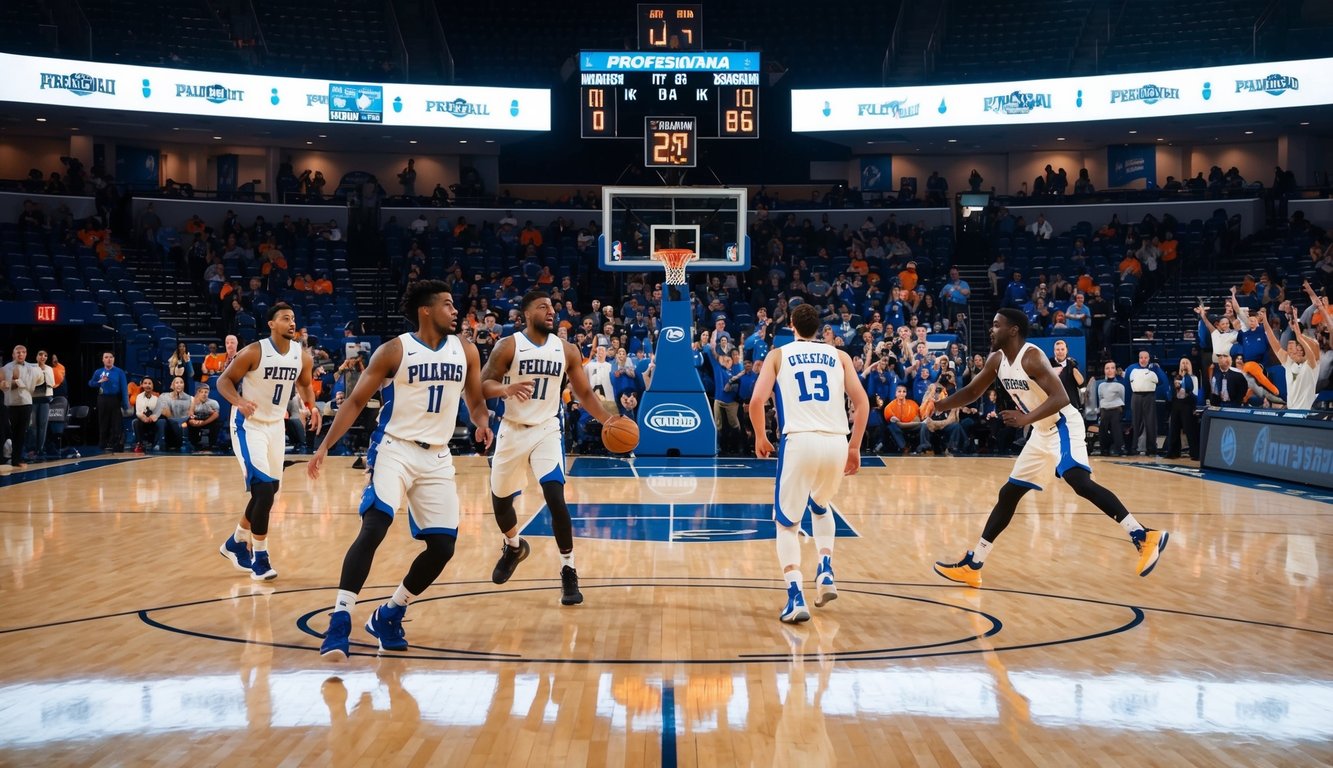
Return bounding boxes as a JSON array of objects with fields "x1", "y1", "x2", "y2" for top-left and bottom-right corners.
[{"x1": 1, "y1": 453, "x2": 1329, "y2": 766}]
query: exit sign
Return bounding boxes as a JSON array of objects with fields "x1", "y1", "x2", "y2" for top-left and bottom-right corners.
[{"x1": 35, "y1": 304, "x2": 58, "y2": 323}]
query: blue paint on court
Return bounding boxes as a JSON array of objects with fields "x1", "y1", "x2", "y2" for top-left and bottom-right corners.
[
  {"x1": 521, "y1": 502, "x2": 857, "y2": 542},
  {"x1": 568, "y1": 455, "x2": 886, "y2": 478},
  {"x1": 660, "y1": 682, "x2": 677, "y2": 767},
  {"x1": 0, "y1": 457, "x2": 140, "y2": 487},
  {"x1": 1128, "y1": 461, "x2": 1333, "y2": 504}
]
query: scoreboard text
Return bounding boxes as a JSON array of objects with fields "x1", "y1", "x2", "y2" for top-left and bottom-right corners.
[{"x1": 579, "y1": 51, "x2": 760, "y2": 140}]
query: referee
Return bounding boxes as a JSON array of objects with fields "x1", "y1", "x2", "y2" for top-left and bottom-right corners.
[{"x1": 88, "y1": 351, "x2": 129, "y2": 453}]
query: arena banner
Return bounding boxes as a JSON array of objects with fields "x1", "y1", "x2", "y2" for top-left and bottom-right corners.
[
  {"x1": 0, "y1": 52, "x2": 550, "y2": 131},
  {"x1": 793, "y1": 57, "x2": 1331, "y2": 132},
  {"x1": 1107, "y1": 144, "x2": 1157, "y2": 188}
]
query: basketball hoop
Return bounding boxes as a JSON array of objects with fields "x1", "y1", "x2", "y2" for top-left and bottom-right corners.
[{"x1": 652, "y1": 248, "x2": 696, "y2": 286}]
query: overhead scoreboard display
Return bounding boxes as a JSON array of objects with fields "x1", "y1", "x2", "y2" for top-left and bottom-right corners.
[{"x1": 578, "y1": 50, "x2": 761, "y2": 140}]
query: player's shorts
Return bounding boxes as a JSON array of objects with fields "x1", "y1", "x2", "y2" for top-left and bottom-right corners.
[
  {"x1": 1008, "y1": 412, "x2": 1092, "y2": 491},
  {"x1": 490, "y1": 417, "x2": 565, "y2": 498},
  {"x1": 232, "y1": 412, "x2": 284, "y2": 490},
  {"x1": 774, "y1": 431, "x2": 848, "y2": 527},
  {"x1": 360, "y1": 434, "x2": 459, "y2": 539}
]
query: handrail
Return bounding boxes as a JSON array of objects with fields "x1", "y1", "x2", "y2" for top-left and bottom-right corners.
[
  {"x1": 883, "y1": 1, "x2": 908, "y2": 84},
  {"x1": 425, "y1": 0, "x2": 454, "y2": 84},
  {"x1": 1253, "y1": 0, "x2": 1281, "y2": 59},
  {"x1": 245, "y1": 0, "x2": 269, "y2": 56},
  {"x1": 384, "y1": 0, "x2": 409, "y2": 82},
  {"x1": 58, "y1": 0, "x2": 93, "y2": 59}
]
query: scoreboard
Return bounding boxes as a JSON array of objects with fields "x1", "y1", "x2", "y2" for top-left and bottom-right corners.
[{"x1": 578, "y1": 51, "x2": 761, "y2": 140}]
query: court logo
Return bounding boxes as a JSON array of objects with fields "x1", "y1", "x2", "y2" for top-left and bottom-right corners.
[
  {"x1": 427, "y1": 97, "x2": 491, "y2": 118},
  {"x1": 644, "y1": 404, "x2": 701, "y2": 433},
  {"x1": 663, "y1": 326, "x2": 686, "y2": 343},
  {"x1": 983, "y1": 91, "x2": 1051, "y2": 115},
  {"x1": 176, "y1": 83, "x2": 244, "y2": 104},
  {"x1": 1110, "y1": 84, "x2": 1180, "y2": 105},
  {"x1": 1220, "y1": 426, "x2": 1237, "y2": 466},
  {"x1": 39, "y1": 72, "x2": 116, "y2": 96},
  {"x1": 1235, "y1": 74, "x2": 1299, "y2": 96}
]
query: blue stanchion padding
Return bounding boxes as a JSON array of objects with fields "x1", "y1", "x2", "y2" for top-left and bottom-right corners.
[{"x1": 637, "y1": 292, "x2": 716, "y2": 456}]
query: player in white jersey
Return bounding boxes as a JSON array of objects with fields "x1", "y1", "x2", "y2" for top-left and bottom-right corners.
[
  {"x1": 216, "y1": 303, "x2": 320, "y2": 581},
  {"x1": 749, "y1": 303, "x2": 869, "y2": 623},
  {"x1": 931, "y1": 309, "x2": 1168, "y2": 588},
  {"x1": 481, "y1": 290, "x2": 624, "y2": 605},
  {"x1": 310, "y1": 280, "x2": 492, "y2": 659}
]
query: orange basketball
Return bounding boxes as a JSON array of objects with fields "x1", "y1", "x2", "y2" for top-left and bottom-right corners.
[{"x1": 602, "y1": 416, "x2": 640, "y2": 454}]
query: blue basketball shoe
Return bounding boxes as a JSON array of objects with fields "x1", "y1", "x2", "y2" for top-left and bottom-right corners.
[
  {"x1": 219, "y1": 535, "x2": 253, "y2": 573},
  {"x1": 365, "y1": 603, "x2": 408, "y2": 651},
  {"x1": 814, "y1": 556, "x2": 837, "y2": 607},
  {"x1": 780, "y1": 582, "x2": 811, "y2": 624},
  {"x1": 320, "y1": 611, "x2": 351, "y2": 661}
]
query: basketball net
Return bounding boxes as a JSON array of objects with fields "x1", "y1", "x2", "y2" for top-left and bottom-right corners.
[{"x1": 652, "y1": 248, "x2": 696, "y2": 286}]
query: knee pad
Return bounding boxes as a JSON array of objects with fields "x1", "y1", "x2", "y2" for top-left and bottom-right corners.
[{"x1": 420, "y1": 532, "x2": 457, "y2": 563}]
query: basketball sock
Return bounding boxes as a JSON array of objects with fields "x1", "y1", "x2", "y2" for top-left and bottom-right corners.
[
  {"x1": 784, "y1": 570, "x2": 802, "y2": 587},
  {"x1": 505, "y1": 535, "x2": 521, "y2": 548},
  {"x1": 389, "y1": 583, "x2": 415, "y2": 609},
  {"x1": 333, "y1": 590, "x2": 357, "y2": 614},
  {"x1": 234, "y1": 524, "x2": 250, "y2": 543},
  {"x1": 251, "y1": 538, "x2": 268, "y2": 553},
  {"x1": 776, "y1": 525, "x2": 801, "y2": 575},
  {"x1": 972, "y1": 538, "x2": 994, "y2": 565},
  {"x1": 560, "y1": 551, "x2": 575, "y2": 570},
  {"x1": 1119, "y1": 513, "x2": 1145, "y2": 536},
  {"x1": 811, "y1": 509, "x2": 835, "y2": 557}
]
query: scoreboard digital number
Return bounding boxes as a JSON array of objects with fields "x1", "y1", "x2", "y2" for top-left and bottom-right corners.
[
  {"x1": 579, "y1": 51, "x2": 761, "y2": 140},
  {"x1": 645, "y1": 117, "x2": 696, "y2": 168},
  {"x1": 637, "y1": 4, "x2": 703, "y2": 51}
]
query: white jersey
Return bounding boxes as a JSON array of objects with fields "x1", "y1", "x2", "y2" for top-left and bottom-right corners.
[
  {"x1": 997, "y1": 342, "x2": 1082, "y2": 430},
  {"x1": 502, "y1": 332, "x2": 566, "y2": 425},
  {"x1": 1284, "y1": 358, "x2": 1317, "y2": 410},
  {"x1": 774, "y1": 340, "x2": 848, "y2": 435},
  {"x1": 239, "y1": 337, "x2": 303, "y2": 423},
  {"x1": 585, "y1": 359, "x2": 614, "y2": 402},
  {"x1": 375, "y1": 333, "x2": 467, "y2": 445}
]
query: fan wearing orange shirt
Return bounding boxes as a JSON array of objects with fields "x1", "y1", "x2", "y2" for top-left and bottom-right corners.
[
  {"x1": 898, "y1": 262, "x2": 921, "y2": 311},
  {"x1": 882, "y1": 384, "x2": 922, "y2": 453},
  {"x1": 313, "y1": 275, "x2": 334, "y2": 295}
]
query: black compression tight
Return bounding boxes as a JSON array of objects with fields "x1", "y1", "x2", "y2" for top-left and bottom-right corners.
[
  {"x1": 542, "y1": 481, "x2": 574, "y2": 554},
  {"x1": 338, "y1": 509, "x2": 391, "y2": 593},
  {"x1": 247, "y1": 480, "x2": 279, "y2": 537},
  {"x1": 492, "y1": 492, "x2": 518, "y2": 535},
  {"x1": 980, "y1": 468, "x2": 1131, "y2": 544},
  {"x1": 402, "y1": 534, "x2": 457, "y2": 594}
]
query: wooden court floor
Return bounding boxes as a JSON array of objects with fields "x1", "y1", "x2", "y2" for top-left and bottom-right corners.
[{"x1": 0, "y1": 453, "x2": 1330, "y2": 767}]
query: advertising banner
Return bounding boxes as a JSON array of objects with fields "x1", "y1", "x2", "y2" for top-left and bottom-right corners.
[
  {"x1": 1, "y1": 52, "x2": 550, "y2": 131},
  {"x1": 1107, "y1": 144, "x2": 1157, "y2": 187},
  {"x1": 793, "y1": 57, "x2": 1330, "y2": 132}
]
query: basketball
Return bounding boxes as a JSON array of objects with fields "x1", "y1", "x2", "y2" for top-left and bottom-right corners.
[{"x1": 601, "y1": 416, "x2": 640, "y2": 454}]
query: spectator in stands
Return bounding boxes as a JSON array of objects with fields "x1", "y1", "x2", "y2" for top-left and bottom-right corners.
[
  {"x1": 166, "y1": 342, "x2": 194, "y2": 383},
  {"x1": 154, "y1": 376, "x2": 192, "y2": 452},
  {"x1": 1195, "y1": 304, "x2": 1237, "y2": 371},
  {"x1": 321, "y1": 219, "x2": 341, "y2": 242},
  {"x1": 1208, "y1": 353, "x2": 1248, "y2": 405},
  {"x1": 1065, "y1": 293, "x2": 1090, "y2": 332},
  {"x1": 883, "y1": 384, "x2": 921, "y2": 454},
  {"x1": 1028, "y1": 213, "x2": 1053, "y2": 240},
  {"x1": 926, "y1": 171, "x2": 948, "y2": 206},
  {"x1": 186, "y1": 384, "x2": 221, "y2": 451},
  {"x1": 968, "y1": 169, "x2": 983, "y2": 192},
  {"x1": 26, "y1": 350, "x2": 55, "y2": 461},
  {"x1": 133, "y1": 377, "x2": 160, "y2": 452},
  {"x1": 1261, "y1": 308, "x2": 1320, "y2": 410},
  {"x1": 1091, "y1": 361, "x2": 1127, "y2": 456},
  {"x1": 1074, "y1": 169, "x2": 1094, "y2": 195},
  {"x1": 398, "y1": 158, "x2": 416, "y2": 197},
  {"x1": 89, "y1": 352, "x2": 129, "y2": 453},
  {"x1": 1125, "y1": 351, "x2": 1165, "y2": 456},
  {"x1": 939, "y1": 267, "x2": 970, "y2": 322},
  {"x1": 1164, "y1": 358, "x2": 1200, "y2": 460},
  {"x1": 313, "y1": 273, "x2": 334, "y2": 295},
  {"x1": 1, "y1": 346, "x2": 40, "y2": 469},
  {"x1": 1000, "y1": 271, "x2": 1030, "y2": 311},
  {"x1": 897, "y1": 262, "x2": 921, "y2": 310},
  {"x1": 1119, "y1": 252, "x2": 1143, "y2": 281},
  {"x1": 916, "y1": 383, "x2": 960, "y2": 455}
]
